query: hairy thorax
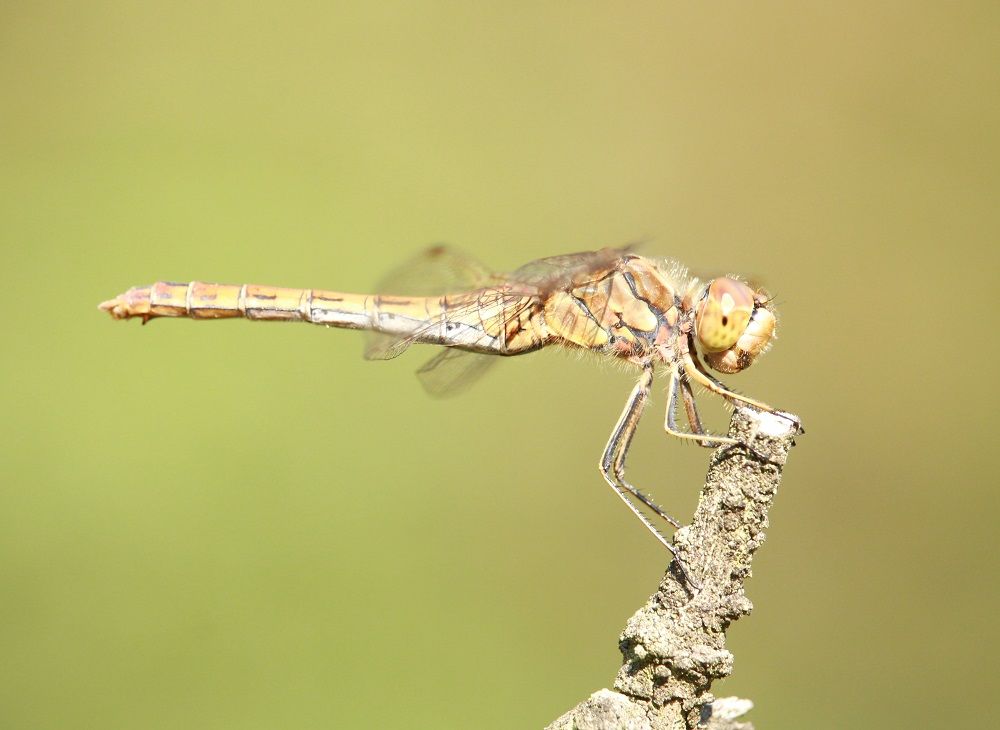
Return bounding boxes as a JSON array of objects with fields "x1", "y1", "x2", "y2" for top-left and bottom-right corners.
[{"x1": 543, "y1": 254, "x2": 684, "y2": 360}]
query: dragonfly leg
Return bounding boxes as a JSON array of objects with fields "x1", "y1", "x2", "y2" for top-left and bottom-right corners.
[
  {"x1": 600, "y1": 365, "x2": 681, "y2": 551},
  {"x1": 664, "y1": 369, "x2": 740, "y2": 448},
  {"x1": 610, "y1": 368, "x2": 683, "y2": 529},
  {"x1": 678, "y1": 373, "x2": 715, "y2": 448},
  {"x1": 680, "y1": 335, "x2": 775, "y2": 412},
  {"x1": 681, "y1": 342, "x2": 804, "y2": 435},
  {"x1": 666, "y1": 368, "x2": 780, "y2": 463}
]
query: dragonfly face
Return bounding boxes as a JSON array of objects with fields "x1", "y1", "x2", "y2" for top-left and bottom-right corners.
[{"x1": 692, "y1": 278, "x2": 776, "y2": 374}]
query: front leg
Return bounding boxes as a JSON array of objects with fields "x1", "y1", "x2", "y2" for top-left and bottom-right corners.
[
  {"x1": 665, "y1": 368, "x2": 793, "y2": 465},
  {"x1": 679, "y1": 334, "x2": 774, "y2": 411},
  {"x1": 679, "y1": 334, "x2": 804, "y2": 435}
]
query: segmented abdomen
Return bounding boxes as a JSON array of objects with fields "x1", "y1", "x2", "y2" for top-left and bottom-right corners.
[{"x1": 99, "y1": 281, "x2": 549, "y2": 355}]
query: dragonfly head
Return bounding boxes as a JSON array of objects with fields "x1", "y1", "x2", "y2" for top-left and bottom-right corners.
[{"x1": 694, "y1": 278, "x2": 776, "y2": 373}]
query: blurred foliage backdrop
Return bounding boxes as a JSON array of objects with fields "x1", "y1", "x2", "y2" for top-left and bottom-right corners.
[{"x1": 2, "y1": 2, "x2": 998, "y2": 728}]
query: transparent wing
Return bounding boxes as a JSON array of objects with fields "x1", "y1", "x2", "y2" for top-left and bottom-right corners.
[
  {"x1": 415, "y1": 349, "x2": 498, "y2": 398},
  {"x1": 368, "y1": 287, "x2": 530, "y2": 397},
  {"x1": 365, "y1": 286, "x2": 539, "y2": 361},
  {"x1": 362, "y1": 246, "x2": 629, "y2": 395},
  {"x1": 508, "y1": 247, "x2": 629, "y2": 292},
  {"x1": 371, "y1": 244, "x2": 497, "y2": 295},
  {"x1": 364, "y1": 245, "x2": 499, "y2": 360}
]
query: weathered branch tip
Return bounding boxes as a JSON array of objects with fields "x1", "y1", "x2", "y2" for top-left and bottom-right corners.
[{"x1": 547, "y1": 407, "x2": 800, "y2": 730}]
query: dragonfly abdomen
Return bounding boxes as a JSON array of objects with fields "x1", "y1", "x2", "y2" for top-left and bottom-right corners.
[
  {"x1": 99, "y1": 281, "x2": 372, "y2": 325},
  {"x1": 98, "y1": 281, "x2": 550, "y2": 355}
]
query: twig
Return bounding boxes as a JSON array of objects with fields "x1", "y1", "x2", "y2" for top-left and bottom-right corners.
[{"x1": 546, "y1": 407, "x2": 801, "y2": 730}]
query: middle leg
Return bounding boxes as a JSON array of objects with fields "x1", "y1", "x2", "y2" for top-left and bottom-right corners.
[{"x1": 679, "y1": 372, "x2": 715, "y2": 448}]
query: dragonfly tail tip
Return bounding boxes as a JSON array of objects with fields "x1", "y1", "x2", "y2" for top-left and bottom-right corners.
[{"x1": 98, "y1": 294, "x2": 132, "y2": 320}]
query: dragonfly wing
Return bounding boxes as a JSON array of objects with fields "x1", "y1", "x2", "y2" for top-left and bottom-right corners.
[
  {"x1": 415, "y1": 349, "x2": 498, "y2": 398},
  {"x1": 365, "y1": 286, "x2": 541, "y2": 360},
  {"x1": 508, "y1": 247, "x2": 630, "y2": 292},
  {"x1": 371, "y1": 244, "x2": 497, "y2": 295},
  {"x1": 364, "y1": 245, "x2": 499, "y2": 361},
  {"x1": 365, "y1": 332, "x2": 418, "y2": 361},
  {"x1": 364, "y1": 247, "x2": 629, "y2": 389},
  {"x1": 365, "y1": 331, "x2": 417, "y2": 360}
]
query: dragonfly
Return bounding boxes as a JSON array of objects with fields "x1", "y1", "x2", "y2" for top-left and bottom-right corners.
[{"x1": 100, "y1": 246, "x2": 798, "y2": 556}]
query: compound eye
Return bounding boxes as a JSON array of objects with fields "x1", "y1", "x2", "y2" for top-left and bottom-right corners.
[{"x1": 695, "y1": 278, "x2": 755, "y2": 353}]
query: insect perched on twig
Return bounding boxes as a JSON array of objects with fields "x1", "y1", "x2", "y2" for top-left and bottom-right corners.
[{"x1": 100, "y1": 246, "x2": 801, "y2": 556}]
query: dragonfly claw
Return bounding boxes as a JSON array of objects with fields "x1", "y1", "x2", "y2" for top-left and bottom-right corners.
[{"x1": 771, "y1": 409, "x2": 805, "y2": 434}]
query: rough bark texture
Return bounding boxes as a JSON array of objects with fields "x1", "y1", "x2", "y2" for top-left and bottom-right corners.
[{"x1": 546, "y1": 407, "x2": 800, "y2": 730}]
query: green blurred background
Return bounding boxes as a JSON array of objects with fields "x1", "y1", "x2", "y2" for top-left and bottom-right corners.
[{"x1": 2, "y1": 2, "x2": 997, "y2": 728}]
